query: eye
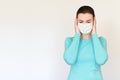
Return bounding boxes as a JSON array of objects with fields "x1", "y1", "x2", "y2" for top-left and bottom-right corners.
[
  {"x1": 87, "y1": 22, "x2": 91, "y2": 23},
  {"x1": 79, "y1": 22, "x2": 83, "y2": 23}
]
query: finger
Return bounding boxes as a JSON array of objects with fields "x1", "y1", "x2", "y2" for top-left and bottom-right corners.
[
  {"x1": 94, "y1": 17, "x2": 96, "y2": 26},
  {"x1": 74, "y1": 18, "x2": 78, "y2": 27},
  {"x1": 76, "y1": 18, "x2": 78, "y2": 26}
]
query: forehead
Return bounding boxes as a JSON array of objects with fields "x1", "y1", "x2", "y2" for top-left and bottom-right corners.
[{"x1": 77, "y1": 13, "x2": 93, "y2": 21}]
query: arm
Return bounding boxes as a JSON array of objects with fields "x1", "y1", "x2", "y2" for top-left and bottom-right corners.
[
  {"x1": 63, "y1": 33, "x2": 81, "y2": 65},
  {"x1": 92, "y1": 33, "x2": 108, "y2": 65}
]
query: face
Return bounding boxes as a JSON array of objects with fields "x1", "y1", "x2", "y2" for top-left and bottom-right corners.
[
  {"x1": 77, "y1": 13, "x2": 94, "y2": 24},
  {"x1": 77, "y1": 13, "x2": 94, "y2": 35}
]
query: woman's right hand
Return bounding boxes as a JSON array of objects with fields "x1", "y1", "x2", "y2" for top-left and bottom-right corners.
[{"x1": 74, "y1": 18, "x2": 80, "y2": 34}]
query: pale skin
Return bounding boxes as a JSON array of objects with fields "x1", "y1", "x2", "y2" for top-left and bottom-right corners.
[{"x1": 74, "y1": 13, "x2": 96, "y2": 39}]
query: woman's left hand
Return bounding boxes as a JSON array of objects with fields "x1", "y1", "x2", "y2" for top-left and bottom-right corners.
[{"x1": 92, "y1": 17, "x2": 97, "y2": 34}]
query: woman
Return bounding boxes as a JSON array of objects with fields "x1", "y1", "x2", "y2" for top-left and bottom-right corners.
[{"x1": 63, "y1": 5, "x2": 108, "y2": 80}]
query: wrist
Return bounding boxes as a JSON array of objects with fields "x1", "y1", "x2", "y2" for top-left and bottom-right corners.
[
  {"x1": 92, "y1": 30, "x2": 97, "y2": 34},
  {"x1": 92, "y1": 31, "x2": 96, "y2": 34}
]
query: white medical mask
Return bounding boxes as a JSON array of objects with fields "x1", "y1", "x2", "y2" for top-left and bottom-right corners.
[{"x1": 78, "y1": 23, "x2": 93, "y2": 34}]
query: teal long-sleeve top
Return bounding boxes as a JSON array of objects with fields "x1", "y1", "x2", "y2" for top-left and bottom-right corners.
[{"x1": 63, "y1": 33, "x2": 108, "y2": 80}]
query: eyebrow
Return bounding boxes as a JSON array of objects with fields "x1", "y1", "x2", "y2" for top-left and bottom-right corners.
[
  {"x1": 86, "y1": 19, "x2": 92, "y2": 21},
  {"x1": 78, "y1": 19, "x2": 92, "y2": 21}
]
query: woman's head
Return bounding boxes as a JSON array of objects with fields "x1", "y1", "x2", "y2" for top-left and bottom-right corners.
[
  {"x1": 76, "y1": 5, "x2": 95, "y2": 24},
  {"x1": 76, "y1": 5, "x2": 95, "y2": 35}
]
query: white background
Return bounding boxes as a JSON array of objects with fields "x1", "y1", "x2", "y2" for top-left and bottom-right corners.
[{"x1": 0, "y1": 0, "x2": 119, "y2": 80}]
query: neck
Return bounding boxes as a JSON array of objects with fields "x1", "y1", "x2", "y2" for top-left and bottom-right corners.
[{"x1": 81, "y1": 33, "x2": 92, "y2": 40}]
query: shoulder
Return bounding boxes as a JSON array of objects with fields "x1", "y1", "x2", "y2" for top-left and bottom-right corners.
[
  {"x1": 64, "y1": 33, "x2": 80, "y2": 44},
  {"x1": 64, "y1": 37, "x2": 73, "y2": 48},
  {"x1": 65, "y1": 37, "x2": 73, "y2": 44},
  {"x1": 99, "y1": 36, "x2": 107, "y2": 42},
  {"x1": 99, "y1": 36, "x2": 107, "y2": 46}
]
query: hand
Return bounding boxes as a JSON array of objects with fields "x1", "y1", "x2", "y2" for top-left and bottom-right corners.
[
  {"x1": 92, "y1": 17, "x2": 97, "y2": 34},
  {"x1": 74, "y1": 18, "x2": 80, "y2": 34}
]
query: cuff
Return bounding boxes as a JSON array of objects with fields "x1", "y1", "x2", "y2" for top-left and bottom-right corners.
[
  {"x1": 92, "y1": 33, "x2": 98, "y2": 38},
  {"x1": 74, "y1": 32, "x2": 80, "y2": 38}
]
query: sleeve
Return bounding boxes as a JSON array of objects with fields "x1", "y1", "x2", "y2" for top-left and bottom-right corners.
[
  {"x1": 92, "y1": 33, "x2": 108, "y2": 65},
  {"x1": 63, "y1": 33, "x2": 81, "y2": 65}
]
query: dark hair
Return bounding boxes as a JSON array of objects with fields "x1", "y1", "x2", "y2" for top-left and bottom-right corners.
[{"x1": 76, "y1": 5, "x2": 95, "y2": 18}]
